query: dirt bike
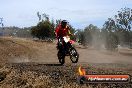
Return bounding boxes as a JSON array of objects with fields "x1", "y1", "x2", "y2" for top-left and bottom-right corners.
[{"x1": 57, "y1": 36, "x2": 79, "y2": 65}]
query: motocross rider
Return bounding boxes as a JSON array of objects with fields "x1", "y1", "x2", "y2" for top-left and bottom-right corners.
[{"x1": 55, "y1": 20, "x2": 72, "y2": 50}]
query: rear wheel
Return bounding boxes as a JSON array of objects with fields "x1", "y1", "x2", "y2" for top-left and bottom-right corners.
[
  {"x1": 57, "y1": 51, "x2": 65, "y2": 65},
  {"x1": 70, "y1": 47, "x2": 79, "y2": 63}
]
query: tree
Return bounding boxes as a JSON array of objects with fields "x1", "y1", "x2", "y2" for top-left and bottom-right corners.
[
  {"x1": 114, "y1": 8, "x2": 132, "y2": 45},
  {"x1": 75, "y1": 29, "x2": 85, "y2": 45},
  {"x1": 31, "y1": 13, "x2": 55, "y2": 39},
  {"x1": 102, "y1": 8, "x2": 132, "y2": 50},
  {"x1": 84, "y1": 24, "x2": 101, "y2": 47},
  {"x1": 103, "y1": 18, "x2": 118, "y2": 50},
  {"x1": 115, "y1": 8, "x2": 132, "y2": 31}
]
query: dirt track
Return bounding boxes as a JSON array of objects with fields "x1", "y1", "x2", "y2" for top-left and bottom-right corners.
[
  {"x1": 1, "y1": 37, "x2": 131, "y2": 64},
  {"x1": 0, "y1": 37, "x2": 132, "y2": 88}
]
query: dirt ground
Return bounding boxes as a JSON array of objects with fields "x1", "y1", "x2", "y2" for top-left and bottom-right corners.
[{"x1": 0, "y1": 37, "x2": 132, "y2": 88}]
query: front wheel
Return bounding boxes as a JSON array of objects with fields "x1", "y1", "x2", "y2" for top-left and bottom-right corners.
[
  {"x1": 57, "y1": 51, "x2": 65, "y2": 65},
  {"x1": 70, "y1": 47, "x2": 79, "y2": 63}
]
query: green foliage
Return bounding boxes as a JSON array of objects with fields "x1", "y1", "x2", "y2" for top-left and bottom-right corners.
[
  {"x1": 31, "y1": 13, "x2": 76, "y2": 40},
  {"x1": 84, "y1": 24, "x2": 100, "y2": 46},
  {"x1": 31, "y1": 16, "x2": 55, "y2": 39},
  {"x1": 103, "y1": 7, "x2": 132, "y2": 50},
  {"x1": 115, "y1": 8, "x2": 132, "y2": 31},
  {"x1": 31, "y1": 8, "x2": 132, "y2": 50},
  {"x1": 114, "y1": 8, "x2": 132, "y2": 45},
  {"x1": 103, "y1": 18, "x2": 118, "y2": 50},
  {"x1": 75, "y1": 24, "x2": 101, "y2": 47},
  {"x1": 0, "y1": 27, "x2": 32, "y2": 38},
  {"x1": 105, "y1": 32, "x2": 118, "y2": 51},
  {"x1": 76, "y1": 29, "x2": 85, "y2": 45}
]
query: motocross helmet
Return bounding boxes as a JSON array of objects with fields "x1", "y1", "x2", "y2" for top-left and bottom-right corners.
[{"x1": 61, "y1": 20, "x2": 68, "y2": 28}]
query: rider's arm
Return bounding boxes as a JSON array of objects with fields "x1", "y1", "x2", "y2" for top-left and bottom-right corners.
[
  {"x1": 66, "y1": 26, "x2": 72, "y2": 36},
  {"x1": 68, "y1": 27, "x2": 74, "y2": 36},
  {"x1": 68, "y1": 29, "x2": 72, "y2": 36}
]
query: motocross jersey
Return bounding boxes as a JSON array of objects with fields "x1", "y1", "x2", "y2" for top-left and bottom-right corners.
[{"x1": 55, "y1": 24, "x2": 71, "y2": 38}]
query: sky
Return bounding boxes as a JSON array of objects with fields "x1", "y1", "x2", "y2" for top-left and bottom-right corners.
[{"x1": 0, "y1": 0, "x2": 132, "y2": 29}]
